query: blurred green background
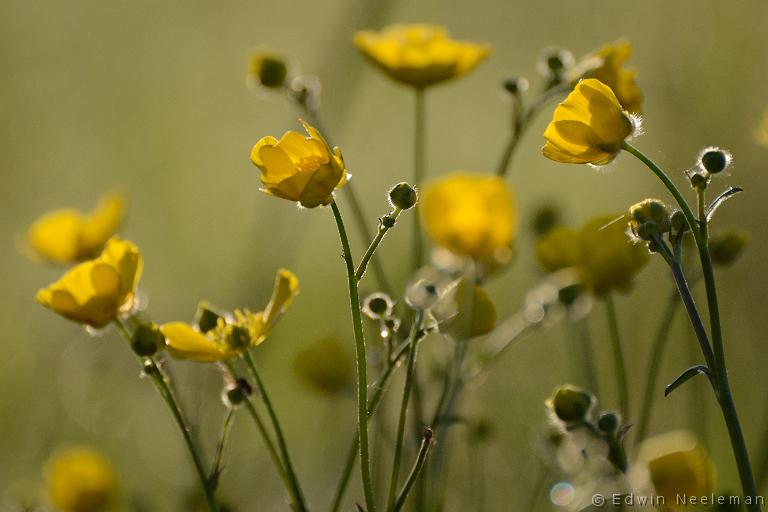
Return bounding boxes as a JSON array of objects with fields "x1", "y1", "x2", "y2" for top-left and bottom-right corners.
[{"x1": 2, "y1": 0, "x2": 768, "y2": 510}]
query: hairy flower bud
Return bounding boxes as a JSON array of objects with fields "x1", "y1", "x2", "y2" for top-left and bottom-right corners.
[
  {"x1": 388, "y1": 182, "x2": 418, "y2": 210},
  {"x1": 628, "y1": 199, "x2": 671, "y2": 241},
  {"x1": 131, "y1": 322, "x2": 165, "y2": 357},
  {"x1": 698, "y1": 147, "x2": 731, "y2": 175},
  {"x1": 547, "y1": 385, "x2": 593, "y2": 425}
]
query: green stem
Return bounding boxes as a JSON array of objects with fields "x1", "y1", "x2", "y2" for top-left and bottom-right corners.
[
  {"x1": 604, "y1": 295, "x2": 629, "y2": 421},
  {"x1": 392, "y1": 430, "x2": 434, "y2": 512},
  {"x1": 295, "y1": 97, "x2": 394, "y2": 297},
  {"x1": 330, "y1": 199, "x2": 376, "y2": 512},
  {"x1": 412, "y1": 87, "x2": 426, "y2": 272},
  {"x1": 329, "y1": 339, "x2": 415, "y2": 512},
  {"x1": 356, "y1": 208, "x2": 402, "y2": 282},
  {"x1": 242, "y1": 351, "x2": 308, "y2": 512},
  {"x1": 634, "y1": 288, "x2": 680, "y2": 446},
  {"x1": 209, "y1": 408, "x2": 236, "y2": 486},
  {"x1": 387, "y1": 311, "x2": 425, "y2": 510},
  {"x1": 113, "y1": 322, "x2": 220, "y2": 512},
  {"x1": 624, "y1": 142, "x2": 759, "y2": 510}
]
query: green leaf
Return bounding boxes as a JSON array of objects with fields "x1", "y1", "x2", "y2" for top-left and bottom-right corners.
[{"x1": 664, "y1": 365, "x2": 711, "y2": 396}]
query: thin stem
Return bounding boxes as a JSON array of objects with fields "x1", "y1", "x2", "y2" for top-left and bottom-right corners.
[
  {"x1": 330, "y1": 199, "x2": 376, "y2": 512},
  {"x1": 222, "y1": 362, "x2": 290, "y2": 489},
  {"x1": 392, "y1": 430, "x2": 434, "y2": 512},
  {"x1": 295, "y1": 97, "x2": 394, "y2": 297},
  {"x1": 356, "y1": 208, "x2": 402, "y2": 282},
  {"x1": 634, "y1": 288, "x2": 681, "y2": 446},
  {"x1": 329, "y1": 339, "x2": 415, "y2": 512},
  {"x1": 113, "y1": 322, "x2": 220, "y2": 512},
  {"x1": 625, "y1": 143, "x2": 759, "y2": 509},
  {"x1": 604, "y1": 295, "x2": 630, "y2": 421},
  {"x1": 386, "y1": 311, "x2": 425, "y2": 510},
  {"x1": 242, "y1": 351, "x2": 308, "y2": 512},
  {"x1": 209, "y1": 408, "x2": 236, "y2": 486},
  {"x1": 497, "y1": 84, "x2": 569, "y2": 176},
  {"x1": 412, "y1": 87, "x2": 426, "y2": 272}
]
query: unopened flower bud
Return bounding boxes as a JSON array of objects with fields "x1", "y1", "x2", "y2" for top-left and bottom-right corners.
[
  {"x1": 362, "y1": 292, "x2": 395, "y2": 319},
  {"x1": 547, "y1": 385, "x2": 593, "y2": 425},
  {"x1": 629, "y1": 199, "x2": 671, "y2": 241},
  {"x1": 388, "y1": 182, "x2": 418, "y2": 210},
  {"x1": 597, "y1": 411, "x2": 620, "y2": 434},
  {"x1": 222, "y1": 377, "x2": 253, "y2": 408},
  {"x1": 196, "y1": 302, "x2": 223, "y2": 334},
  {"x1": 670, "y1": 210, "x2": 689, "y2": 234},
  {"x1": 249, "y1": 52, "x2": 288, "y2": 88},
  {"x1": 405, "y1": 279, "x2": 438, "y2": 310},
  {"x1": 709, "y1": 230, "x2": 748, "y2": 266},
  {"x1": 131, "y1": 322, "x2": 165, "y2": 357},
  {"x1": 502, "y1": 76, "x2": 529, "y2": 96},
  {"x1": 688, "y1": 169, "x2": 711, "y2": 190},
  {"x1": 698, "y1": 147, "x2": 731, "y2": 175}
]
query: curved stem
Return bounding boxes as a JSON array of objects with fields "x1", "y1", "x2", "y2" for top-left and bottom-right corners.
[
  {"x1": 330, "y1": 199, "x2": 376, "y2": 512},
  {"x1": 634, "y1": 288, "x2": 681, "y2": 446},
  {"x1": 242, "y1": 351, "x2": 308, "y2": 512},
  {"x1": 356, "y1": 208, "x2": 402, "y2": 282},
  {"x1": 295, "y1": 98, "x2": 394, "y2": 297},
  {"x1": 624, "y1": 142, "x2": 759, "y2": 510},
  {"x1": 387, "y1": 311, "x2": 425, "y2": 510},
  {"x1": 113, "y1": 322, "x2": 220, "y2": 512},
  {"x1": 604, "y1": 295, "x2": 630, "y2": 421},
  {"x1": 392, "y1": 430, "x2": 433, "y2": 512},
  {"x1": 209, "y1": 408, "x2": 236, "y2": 486},
  {"x1": 412, "y1": 87, "x2": 426, "y2": 272}
]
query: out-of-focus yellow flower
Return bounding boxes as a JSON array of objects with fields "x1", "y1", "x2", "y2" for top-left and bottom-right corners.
[
  {"x1": 27, "y1": 193, "x2": 125, "y2": 265},
  {"x1": 572, "y1": 41, "x2": 642, "y2": 113},
  {"x1": 755, "y1": 109, "x2": 768, "y2": 147},
  {"x1": 536, "y1": 214, "x2": 648, "y2": 296},
  {"x1": 250, "y1": 121, "x2": 347, "y2": 208},
  {"x1": 162, "y1": 269, "x2": 299, "y2": 362},
  {"x1": 36, "y1": 238, "x2": 142, "y2": 328},
  {"x1": 636, "y1": 431, "x2": 715, "y2": 507},
  {"x1": 293, "y1": 335, "x2": 355, "y2": 396},
  {"x1": 542, "y1": 78, "x2": 634, "y2": 166},
  {"x1": 44, "y1": 446, "x2": 117, "y2": 512},
  {"x1": 432, "y1": 276, "x2": 496, "y2": 339},
  {"x1": 420, "y1": 173, "x2": 517, "y2": 261},
  {"x1": 354, "y1": 24, "x2": 490, "y2": 88}
]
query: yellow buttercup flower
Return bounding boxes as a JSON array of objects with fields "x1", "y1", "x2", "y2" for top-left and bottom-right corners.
[
  {"x1": 637, "y1": 431, "x2": 715, "y2": 508},
  {"x1": 36, "y1": 238, "x2": 142, "y2": 328},
  {"x1": 536, "y1": 214, "x2": 648, "y2": 296},
  {"x1": 420, "y1": 173, "x2": 517, "y2": 261},
  {"x1": 27, "y1": 193, "x2": 125, "y2": 265},
  {"x1": 542, "y1": 78, "x2": 635, "y2": 165},
  {"x1": 44, "y1": 446, "x2": 117, "y2": 512},
  {"x1": 354, "y1": 24, "x2": 490, "y2": 88},
  {"x1": 162, "y1": 269, "x2": 299, "y2": 362},
  {"x1": 572, "y1": 41, "x2": 643, "y2": 113},
  {"x1": 250, "y1": 121, "x2": 347, "y2": 208}
]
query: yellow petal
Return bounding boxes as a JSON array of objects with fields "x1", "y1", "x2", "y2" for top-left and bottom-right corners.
[
  {"x1": 80, "y1": 193, "x2": 125, "y2": 257},
  {"x1": 161, "y1": 322, "x2": 231, "y2": 362},
  {"x1": 261, "y1": 268, "x2": 299, "y2": 333},
  {"x1": 27, "y1": 209, "x2": 84, "y2": 264}
]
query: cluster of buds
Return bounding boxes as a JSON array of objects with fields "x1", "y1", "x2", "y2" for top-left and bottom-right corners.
[{"x1": 628, "y1": 198, "x2": 671, "y2": 248}]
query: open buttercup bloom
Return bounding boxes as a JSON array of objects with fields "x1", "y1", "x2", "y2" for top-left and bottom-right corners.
[
  {"x1": 36, "y1": 237, "x2": 142, "y2": 329},
  {"x1": 250, "y1": 121, "x2": 348, "y2": 208},
  {"x1": 354, "y1": 24, "x2": 490, "y2": 88},
  {"x1": 26, "y1": 192, "x2": 125, "y2": 265},
  {"x1": 633, "y1": 431, "x2": 715, "y2": 508},
  {"x1": 44, "y1": 446, "x2": 117, "y2": 512},
  {"x1": 571, "y1": 41, "x2": 643, "y2": 113},
  {"x1": 543, "y1": 78, "x2": 637, "y2": 165},
  {"x1": 162, "y1": 268, "x2": 299, "y2": 362},
  {"x1": 420, "y1": 173, "x2": 517, "y2": 261},
  {"x1": 536, "y1": 214, "x2": 648, "y2": 296}
]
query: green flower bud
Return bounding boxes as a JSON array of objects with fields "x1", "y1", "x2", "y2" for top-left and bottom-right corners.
[
  {"x1": 388, "y1": 182, "x2": 418, "y2": 210},
  {"x1": 688, "y1": 170, "x2": 711, "y2": 190},
  {"x1": 709, "y1": 230, "x2": 748, "y2": 266},
  {"x1": 249, "y1": 52, "x2": 288, "y2": 88},
  {"x1": 222, "y1": 378, "x2": 253, "y2": 408},
  {"x1": 196, "y1": 302, "x2": 223, "y2": 334},
  {"x1": 547, "y1": 385, "x2": 593, "y2": 425},
  {"x1": 131, "y1": 322, "x2": 165, "y2": 357},
  {"x1": 699, "y1": 147, "x2": 731, "y2": 174},
  {"x1": 670, "y1": 210, "x2": 689, "y2": 234},
  {"x1": 362, "y1": 292, "x2": 394, "y2": 320},
  {"x1": 502, "y1": 76, "x2": 529, "y2": 96},
  {"x1": 597, "y1": 411, "x2": 620, "y2": 434},
  {"x1": 628, "y1": 199, "x2": 671, "y2": 241}
]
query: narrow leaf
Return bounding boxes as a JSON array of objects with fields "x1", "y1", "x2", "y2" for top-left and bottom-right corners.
[
  {"x1": 665, "y1": 365, "x2": 710, "y2": 396},
  {"x1": 706, "y1": 187, "x2": 744, "y2": 221}
]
